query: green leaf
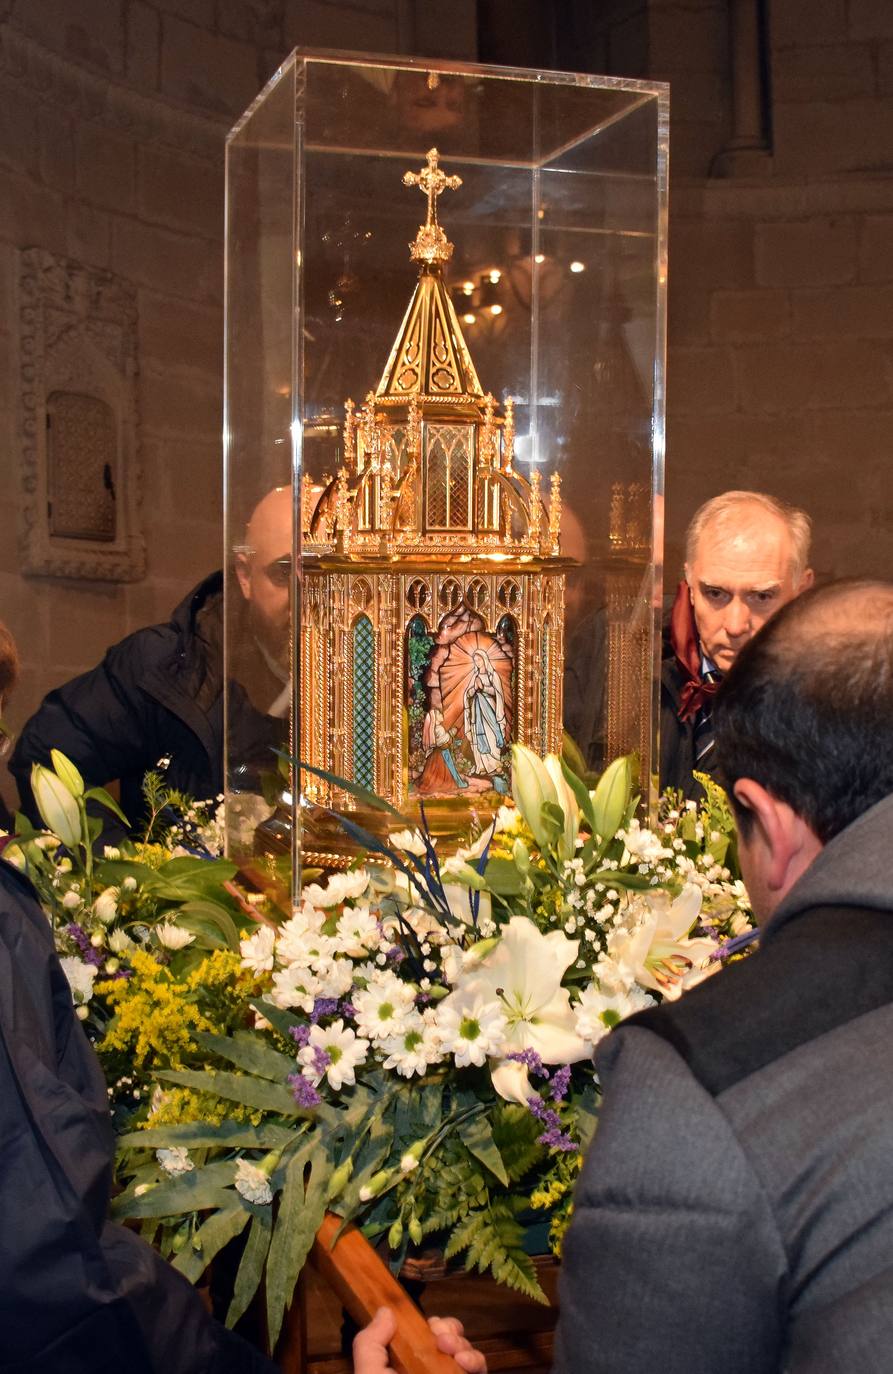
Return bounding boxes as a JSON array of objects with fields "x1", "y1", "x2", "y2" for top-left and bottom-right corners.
[
  {"x1": 279, "y1": 752, "x2": 410, "y2": 822},
  {"x1": 117, "y1": 1120, "x2": 296, "y2": 1152},
  {"x1": 482, "y1": 857, "x2": 524, "y2": 896},
  {"x1": 194, "y1": 1030, "x2": 298, "y2": 1084},
  {"x1": 174, "y1": 1203, "x2": 250, "y2": 1283},
  {"x1": 113, "y1": 1161, "x2": 239, "y2": 1218},
  {"x1": 560, "y1": 756, "x2": 596, "y2": 831},
  {"x1": 462, "y1": 1113, "x2": 509, "y2": 1186},
  {"x1": 227, "y1": 1209, "x2": 273, "y2": 1328},
  {"x1": 265, "y1": 1138, "x2": 331, "y2": 1347},
  {"x1": 83, "y1": 785, "x2": 130, "y2": 826},
  {"x1": 174, "y1": 901, "x2": 242, "y2": 951},
  {"x1": 155, "y1": 1068, "x2": 299, "y2": 1118}
]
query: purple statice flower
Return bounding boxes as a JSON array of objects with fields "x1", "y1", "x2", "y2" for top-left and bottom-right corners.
[
  {"x1": 506, "y1": 1047, "x2": 546, "y2": 1078},
  {"x1": 385, "y1": 945, "x2": 406, "y2": 965},
  {"x1": 527, "y1": 1093, "x2": 576, "y2": 1153},
  {"x1": 310, "y1": 997, "x2": 341, "y2": 1024},
  {"x1": 548, "y1": 1064, "x2": 572, "y2": 1102},
  {"x1": 710, "y1": 928, "x2": 760, "y2": 961},
  {"x1": 310, "y1": 1045, "x2": 331, "y2": 1076},
  {"x1": 340, "y1": 999, "x2": 356, "y2": 1019},
  {"x1": 288, "y1": 1024, "x2": 311, "y2": 1048},
  {"x1": 67, "y1": 922, "x2": 105, "y2": 968},
  {"x1": 287, "y1": 1072, "x2": 322, "y2": 1109}
]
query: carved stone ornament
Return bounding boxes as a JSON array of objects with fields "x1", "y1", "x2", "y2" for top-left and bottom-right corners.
[{"x1": 18, "y1": 247, "x2": 145, "y2": 581}]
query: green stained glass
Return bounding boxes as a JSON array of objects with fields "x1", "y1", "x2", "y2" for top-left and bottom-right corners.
[
  {"x1": 541, "y1": 622, "x2": 550, "y2": 747},
  {"x1": 352, "y1": 616, "x2": 375, "y2": 788}
]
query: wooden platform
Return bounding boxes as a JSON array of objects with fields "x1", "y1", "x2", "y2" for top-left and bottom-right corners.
[{"x1": 297, "y1": 1254, "x2": 559, "y2": 1374}]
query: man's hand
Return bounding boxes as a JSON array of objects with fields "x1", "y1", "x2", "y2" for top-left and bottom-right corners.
[{"x1": 353, "y1": 1306, "x2": 487, "y2": 1373}]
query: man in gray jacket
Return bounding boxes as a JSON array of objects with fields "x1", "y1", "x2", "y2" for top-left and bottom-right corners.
[{"x1": 555, "y1": 579, "x2": 893, "y2": 1373}]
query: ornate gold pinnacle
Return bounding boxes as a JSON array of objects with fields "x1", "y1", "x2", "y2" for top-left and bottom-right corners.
[{"x1": 403, "y1": 147, "x2": 462, "y2": 268}]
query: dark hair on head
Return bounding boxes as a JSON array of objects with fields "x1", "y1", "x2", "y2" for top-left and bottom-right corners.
[
  {"x1": 713, "y1": 580, "x2": 893, "y2": 844},
  {"x1": 0, "y1": 622, "x2": 18, "y2": 702}
]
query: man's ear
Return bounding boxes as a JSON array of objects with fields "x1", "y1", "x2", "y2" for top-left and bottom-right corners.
[
  {"x1": 684, "y1": 564, "x2": 694, "y2": 600},
  {"x1": 797, "y1": 567, "x2": 815, "y2": 593},
  {"x1": 234, "y1": 552, "x2": 252, "y2": 601},
  {"x1": 733, "y1": 777, "x2": 821, "y2": 895}
]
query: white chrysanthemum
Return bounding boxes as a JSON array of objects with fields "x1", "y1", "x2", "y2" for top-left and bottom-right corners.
[
  {"x1": 93, "y1": 887, "x2": 119, "y2": 925},
  {"x1": 122, "y1": 875, "x2": 138, "y2": 892},
  {"x1": 59, "y1": 956, "x2": 97, "y2": 1006},
  {"x1": 276, "y1": 902, "x2": 326, "y2": 956},
  {"x1": 302, "y1": 869, "x2": 370, "y2": 908},
  {"x1": 310, "y1": 955, "x2": 354, "y2": 1000},
  {"x1": 108, "y1": 927, "x2": 136, "y2": 956},
  {"x1": 61, "y1": 889, "x2": 81, "y2": 910},
  {"x1": 240, "y1": 925, "x2": 276, "y2": 974},
  {"x1": 435, "y1": 992, "x2": 507, "y2": 1068},
  {"x1": 157, "y1": 1146, "x2": 194, "y2": 1175},
  {"x1": 277, "y1": 925, "x2": 337, "y2": 969},
  {"x1": 269, "y1": 963, "x2": 322, "y2": 1013},
  {"x1": 575, "y1": 981, "x2": 655, "y2": 1047},
  {"x1": 353, "y1": 973, "x2": 416, "y2": 1043},
  {"x1": 298, "y1": 1019, "x2": 369, "y2": 1092},
  {"x1": 380, "y1": 1012, "x2": 442, "y2": 1078},
  {"x1": 388, "y1": 828, "x2": 430, "y2": 857},
  {"x1": 619, "y1": 818, "x2": 672, "y2": 864},
  {"x1": 102, "y1": 846, "x2": 121, "y2": 861},
  {"x1": 234, "y1": 1158, "x2": 273, "y2": 1205},
  {"x1": 334, "y1": 904, "x2": 382, "y2": 957},
  {"x1": 155, "y1": 922, "x2": 196, "y2": 951}
]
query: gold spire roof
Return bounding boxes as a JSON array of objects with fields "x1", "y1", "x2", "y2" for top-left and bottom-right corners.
[{"x1": 375, "y1": 148, "x2": 484, "y2": 404}]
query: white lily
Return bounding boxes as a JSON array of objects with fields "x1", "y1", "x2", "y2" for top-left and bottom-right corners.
[
  {"x1": 605, "y1": 883, "x2": 717, "y2": 1001},
  {"x1": 31, "y1": 763, "x2": 81, "y2": 850},
  {"x1": 445, "y1": 916, "x2": 589, "y2": 1103},
  {"x1": 544, "y1": 755, "x2": 580, "y2": 861},
  {"x1": 510, "y1": 743, "x2": 558, "y2": 851}
]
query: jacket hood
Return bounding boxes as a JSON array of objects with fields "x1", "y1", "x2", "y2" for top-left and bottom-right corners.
[
  {"x1": 169, "y1": 569, "x2": 222, "y2": 636},
  {"x1": 771, "y1": 791, "x2": 893, "y2": 926}
]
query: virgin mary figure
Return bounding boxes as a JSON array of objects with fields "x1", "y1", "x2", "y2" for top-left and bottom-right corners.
[{"x1": 463, "y1": 649, "x2": 508, "y2": 783}]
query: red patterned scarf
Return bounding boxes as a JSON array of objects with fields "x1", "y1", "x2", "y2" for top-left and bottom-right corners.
[{"x1": 669, "y1": 580, "x2": 721, "y2": 723}]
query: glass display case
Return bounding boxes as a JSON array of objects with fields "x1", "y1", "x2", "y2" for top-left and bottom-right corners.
[{"x1": 223, "y1": 50, "x2": 668, "y2": 899}]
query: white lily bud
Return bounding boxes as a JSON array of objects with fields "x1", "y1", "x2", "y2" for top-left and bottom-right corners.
[
  {"x1": 591, "y1": 755, "x2": 632, "y2": 845},
  {"x1": 31, "y1": 764, "x2": 81, "y2": 850},
  {"x1": 49, "y1": 750, "x2": 85, "y2": 798},
  {"x1": 511, "y1": 743, "x2": 557, "y2": 850}
]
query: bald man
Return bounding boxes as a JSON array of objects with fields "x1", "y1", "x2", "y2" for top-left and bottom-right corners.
[
  {"x1": 11, "y1": 489, "x2": 291, "y2": 837},
  {"x1": 661, "y1": 490, "x2": 813, "y2": 797}
]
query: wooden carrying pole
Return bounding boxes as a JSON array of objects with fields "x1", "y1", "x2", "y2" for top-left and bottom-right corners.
[{"x1": 310, "y1": 1213, "x2": 462, "y2": 1374}]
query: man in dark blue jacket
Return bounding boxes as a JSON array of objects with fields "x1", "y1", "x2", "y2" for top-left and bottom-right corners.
[{"x1": 10, "y1": 490, "x2": 292, "y2": 836}]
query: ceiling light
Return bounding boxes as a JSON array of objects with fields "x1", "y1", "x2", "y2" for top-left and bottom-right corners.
[{"x1": 569, "y1": 260, "x2": 585, "y2": 273}]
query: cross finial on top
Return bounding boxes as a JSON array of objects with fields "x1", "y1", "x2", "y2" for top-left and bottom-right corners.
[{"x1": 403, "y1": 147, "x2": 462, "y2": 230}]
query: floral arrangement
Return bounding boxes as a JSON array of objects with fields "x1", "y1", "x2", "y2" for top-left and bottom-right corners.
[
  {"x1": 40, "y1": 744, "x2": 753, "y2": 1347},
  {"x1": 1, "y1": 752, "x2": 266, "y2": 1120}
]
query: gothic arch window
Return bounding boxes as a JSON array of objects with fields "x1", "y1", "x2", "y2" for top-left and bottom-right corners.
[{"x1": 351, "y1": 615, "x2": 375, "y2": 789}]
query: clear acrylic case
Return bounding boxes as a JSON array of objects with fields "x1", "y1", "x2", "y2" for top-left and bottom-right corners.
[{"x1": 223, "y1": 51, "x2": 668, "y2": 901}]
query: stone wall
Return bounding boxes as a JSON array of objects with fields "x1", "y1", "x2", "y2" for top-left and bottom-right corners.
[
  {"x1": 661, "y1": 0, "x2": 893, "y2": 581},
  {"x1": 1, "y1": 0, "x2": 891, "y2": 809},
  {"x1": 0, "y1": 0, "x2": 475, "y2": 807}
]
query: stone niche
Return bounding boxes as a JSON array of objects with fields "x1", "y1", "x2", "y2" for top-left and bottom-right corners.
[{"x1": 18, "y1": 247, "x2": 145, "y2": 581}]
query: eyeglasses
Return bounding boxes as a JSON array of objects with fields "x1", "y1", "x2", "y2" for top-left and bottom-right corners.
[{"x1": 263, "y1": 556, "x2": 293, "y2": 588}]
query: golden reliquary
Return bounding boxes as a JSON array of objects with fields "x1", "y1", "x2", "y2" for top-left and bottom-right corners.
[{"x1": 299, "y1": 149, "x2": 570, "y2": 834}]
